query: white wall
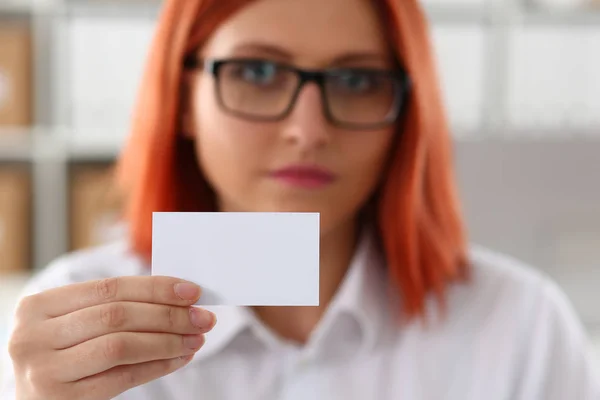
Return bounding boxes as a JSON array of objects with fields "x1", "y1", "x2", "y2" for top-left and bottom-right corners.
[{"x1": 455, "y1": 140, "x2": 600, "y2": 330}]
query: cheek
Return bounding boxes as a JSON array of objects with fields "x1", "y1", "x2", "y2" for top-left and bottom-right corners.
[
  {"x1": 192, "y1": 80, "x2": 272, "y2": 198},
  {"x1": 343, "y1": 131, "x2": 395, "y2": 189},
  {"x1": 315, "y1": 132, "x2": 394, "y2": 233}
]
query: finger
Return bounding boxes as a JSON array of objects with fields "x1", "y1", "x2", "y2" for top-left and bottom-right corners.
[
  {"x1": 73, "y1": 354, "x2": 195, "y2": 400},
  {"x1": 49, "y1": 302, "x2": 216, "y2": 349},
  {"x1": 54, "y1": 332, "x2": 205, "y2": 382},
  {"x1": 25, "y1": 276, "x2": 202, "y2": 319}
]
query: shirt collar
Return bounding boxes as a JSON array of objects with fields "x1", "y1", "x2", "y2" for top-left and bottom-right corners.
[{"x1": 187, "y1": 228, "x2": 394, "y2": 364}]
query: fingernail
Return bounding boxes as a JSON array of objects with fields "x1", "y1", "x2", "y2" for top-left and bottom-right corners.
[
  {"x1": 183, "y1": 335, "x2": 205, "y2": 350},
  {"x1": 189, "y1": 308, "x2": 215, "y2": 329},
  {"x1": 177, "y1": 354, "x2": 194, "y2": 363},
  {"x1": 174, "y1": 282, "x2": 201, "y2": 300}
]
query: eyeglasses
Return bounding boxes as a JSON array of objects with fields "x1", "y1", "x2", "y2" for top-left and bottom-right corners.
[{"x1": 183, "y1": 57, "x2": 411, "y2": 130}]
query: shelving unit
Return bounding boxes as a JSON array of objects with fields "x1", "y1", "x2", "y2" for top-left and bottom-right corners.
[{"x1": 0, "y1": 0, "x2": 599, "y2": 271}]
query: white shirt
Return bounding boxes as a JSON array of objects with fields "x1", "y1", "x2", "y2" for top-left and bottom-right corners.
[{"x1": 2, "y1": 234, "x2": 599, "y2": 400}]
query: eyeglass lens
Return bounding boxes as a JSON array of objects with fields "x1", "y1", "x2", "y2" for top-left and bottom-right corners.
[{"x1": 216, "y1": 60, "x2": 402, "y2": 127}]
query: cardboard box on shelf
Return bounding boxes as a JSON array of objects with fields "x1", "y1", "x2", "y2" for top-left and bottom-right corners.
[
  {"x1": 69, "y1": 164, "x2": 125, "y2": 251},
  {"x1": 0, "y1": 165, "x2": 31, "y2": 273},
  {"x1": 0, "y1": 21, "x2": 32, "y2": 127}
]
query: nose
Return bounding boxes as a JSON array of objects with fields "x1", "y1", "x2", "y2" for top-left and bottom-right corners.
[{"x1": 281, "y1": 83, "x2": 332, "y2": 150}]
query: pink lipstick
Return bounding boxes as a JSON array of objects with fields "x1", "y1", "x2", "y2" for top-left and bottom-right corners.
[{"x1": 269, "y1": 165, "x2": 336, "y2": 189}]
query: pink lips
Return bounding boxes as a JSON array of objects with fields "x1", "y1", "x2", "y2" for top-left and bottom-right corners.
[{"x1": 269, "y1": 165, "x2": 336, "y2": 189}]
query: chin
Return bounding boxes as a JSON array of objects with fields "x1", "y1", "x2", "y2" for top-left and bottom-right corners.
[
  {"x1": 260, "y1": 201, "x2": 350, "y2": 234},
  {"x1": 260, "y1": 199, "x2": 327, "y2": 214}
]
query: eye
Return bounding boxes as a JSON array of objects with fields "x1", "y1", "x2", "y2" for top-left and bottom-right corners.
[
  {"x1": 332, "y1": 71, "x2": 380, "y2": 93},
  {"x1": 231, "y1": 61, "x2": 278, "y2": 85}
]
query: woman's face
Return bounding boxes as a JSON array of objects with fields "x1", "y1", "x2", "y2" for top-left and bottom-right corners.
[{"x1": 189, "y1": 0, "x2": 397, "y2": 235}]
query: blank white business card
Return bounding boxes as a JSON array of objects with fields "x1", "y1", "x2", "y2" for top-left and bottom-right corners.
[{"x1": 151, "y1": 212, "x2": 320, "y2": 306}]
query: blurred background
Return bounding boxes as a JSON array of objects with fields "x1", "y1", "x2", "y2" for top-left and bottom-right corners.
[{"x1": 0, "y1": 0, "x2": 599, "y2": 381}]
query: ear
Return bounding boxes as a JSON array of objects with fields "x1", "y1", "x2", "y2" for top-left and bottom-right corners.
[{"x1": 180, "y1": 71, "x2": 197, "y2": 139}]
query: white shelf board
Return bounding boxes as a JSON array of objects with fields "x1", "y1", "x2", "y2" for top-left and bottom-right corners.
[
  {"x1": 67, "y1": 140, "x2": 121, "y2": 161},
  {"x1": 522, "y1": 7, "x2": 600, "y2": 24},
  {"x1": 479, "y1": 128, "x2": 600, "y2": 140},
  {"x1": 0, "y1": 128, "x2": 35, "y2": 161},
  {"x1": 424, "y1": 5, "x2": 489, "y2": 24},
  {"x1": 5, "y1": 0, "x2": 600, "y2": 25},
  {"x1": 1, "y1": 0, "x2": 162, "y2": 17},
  {"x1": 0, "y1": 0, "x2": 59, "y2": 14},
  {"x1": 63, "y1": 0, "x2": 162, "y2": 7},
  {"x1": 0, "y1": 128, "x2": 125, "y2": 162},
  {"x1": 60, "y1": 0, "x2": 162, "y2": 18},
  {"x1": 0, "y1": 0, "x2": 31, "y2": 14}
]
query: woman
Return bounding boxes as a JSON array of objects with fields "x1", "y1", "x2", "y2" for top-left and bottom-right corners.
[{"x1": 2, "y1": 0, "x2": 599, "y2": 399}]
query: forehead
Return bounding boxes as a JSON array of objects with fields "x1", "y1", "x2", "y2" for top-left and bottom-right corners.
[{"x1": 201, "y1": 0, "x2": 391, "y2": 64}]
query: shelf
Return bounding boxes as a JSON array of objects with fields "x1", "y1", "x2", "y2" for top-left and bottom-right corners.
[
  {"x1": 67, "y1": 138, "x2": 121, "y2": 161},
  {"x1": 522, "y1": 7, "x2": 600, "y2": 25},
  {"x1": 0, "y1": 129, "x2": 124, "y2": 162},
  {"x1": 61, "y1": 0, "x2": 162, "y2": 18},
  {"x1": 0, "y1": 128, "x2": 34, "y2": 161},
  {"x1": 3, "y1": 127, "x2": 599, "y2": 164},
  {"x1": 482, "y1": 127, "x2": 600, "y2": 140},
  {"x1": 0, "y1": 1, "x2": 31, "y2": 15},
  {"x1": 424, "y1": 4, "x2": 489, "y2": 24},
  {"x1": 0, "y1": 0, "x2": 58, "y2": 15},
  {"x1": 0, "y1": 0, "x2": 163, "y2": 18},
  {"x1": 4, "y1": 0, "x2": 600, "y2": 25}
]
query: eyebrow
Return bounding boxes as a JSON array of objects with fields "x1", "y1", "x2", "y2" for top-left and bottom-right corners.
[{"x1": 230, "y1": 42, "x2": 390, "y2": 66}]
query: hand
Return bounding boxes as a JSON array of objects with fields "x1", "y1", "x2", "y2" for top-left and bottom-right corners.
[{"x1": 8, "y1": 276, "x2": 215, "y2": 400}]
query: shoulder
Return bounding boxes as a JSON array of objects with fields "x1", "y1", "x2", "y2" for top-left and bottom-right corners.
[
  {"x1": 442, "y1": 244, "x2": 593, "y2": 363},
  {"x1": 460, "y1": 244, "x2": 548, "y2": 305},
  {"x1": 443, "y1": 244, "x2": 581, "y2": 329},
  {"x1": 454, "y1": 246, "x2": 600, "y2": 397},
  {"x1": 400, "y1": 245, "x2": 600, "y2": 397},
  {"x1": 417, "y1": 243, "x2": 594, "y2": 351},
  {"x1": 461, "y1": 244, "x2": 575, "y2": 319},
  {"x1": 20, "y1": 241, "x2": 148, "y2": 297},
  {"x1": 431, "y1": 244, "x2": 549, "y2": 327}
]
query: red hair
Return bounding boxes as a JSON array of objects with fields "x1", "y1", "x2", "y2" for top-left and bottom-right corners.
[{"x1": 117, "y1": 0, "x2": 469, "y2": 318}]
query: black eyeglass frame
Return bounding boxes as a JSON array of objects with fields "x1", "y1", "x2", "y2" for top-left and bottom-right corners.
[{"x1": 183, "y1": 56, "x2": 412, "y2": 130}]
